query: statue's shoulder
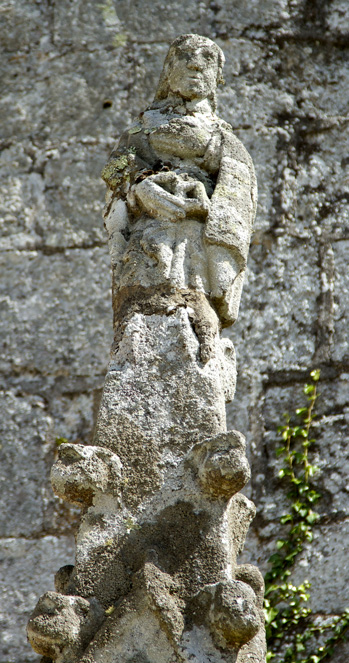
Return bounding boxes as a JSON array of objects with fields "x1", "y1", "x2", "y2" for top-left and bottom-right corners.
[
  {"x1": 102, "y1": 119, "x2": 153, "y2": 192},
  {"x1": 110, "y1": 122, "x2": 144, "y2": 155},
  {"x1": 108, "y1": 119, "x2": 154, "y2": 171},
  {"x1": 216, "y1": 118, "x2": 255, "y2": 172}
]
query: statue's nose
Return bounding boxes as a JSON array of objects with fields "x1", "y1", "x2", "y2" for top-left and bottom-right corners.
[
  {"x1": 187, "y1": 58, "x2": 202, "y2": 71},
  {"x1": 186, "y1": 50, "x2": 204, "y2": 70}
]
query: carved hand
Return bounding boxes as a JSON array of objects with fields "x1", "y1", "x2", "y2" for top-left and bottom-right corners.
[
  {"x1": 179, "y1": 179, "x2": 210, "y2": 218},
  {"x1": 130, "y1": 171, "x2": 210, "y2": 221}
]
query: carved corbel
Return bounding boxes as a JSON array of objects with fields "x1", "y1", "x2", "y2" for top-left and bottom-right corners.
[
  {"x1": 27, "y1": 592, "x2": 104, "y2": 663},
  {"x1": 190, "y1": 579, "x2": 260, "y2": 650},
  {"x1": 51, "y1": 444, "x2": 122, "y2": 506},
  {"x1": 189, "y1": 430, "x2": 251, "y2": 499}
]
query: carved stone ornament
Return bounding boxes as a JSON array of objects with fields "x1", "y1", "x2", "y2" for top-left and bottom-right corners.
[{"x1": 28, "y1": 34, "x2": 266, "y2": 663}]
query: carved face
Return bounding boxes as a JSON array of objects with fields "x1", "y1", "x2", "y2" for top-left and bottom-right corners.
[{"x1": 167, "y1": 46, "x2": 220, "y2": 101}]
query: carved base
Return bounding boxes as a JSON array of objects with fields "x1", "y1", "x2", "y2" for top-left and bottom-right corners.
[{"x1": 28, "y1": 308, "x2": 265, "y2": 663}]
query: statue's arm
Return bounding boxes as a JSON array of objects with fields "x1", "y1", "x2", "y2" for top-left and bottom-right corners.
[
  {"x1": 101, "y1": 129, "x2": 145, "y2": 270},
  {"x1": 129, "y1": 171, "x2": 210, "y2": 221},
  {"x1": 101, "y1": 127, "x2": 150, "y2": 197},
  {"x1": 205, "y1": 127, "x2": 257, "y2": 267},
  {"x1": 129, "y1": 173, "x2": 187, "y2": 221},
  {"x1": 204, "y1": 126, "x2": 257, "y2": 326}
]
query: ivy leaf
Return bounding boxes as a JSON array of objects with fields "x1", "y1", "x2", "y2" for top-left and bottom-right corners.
[
  {"x1": 310, "y1": 369, "x2": 321, "y2": 381},
  {"x1": 264, "y1": 607, "x2": 279, "y2": 624},
  {"x1": 307, "y1": 490, "x2": 321, "y2": 503},
  {"x1": 276, "y1": 446, "x2": 286, "y2": 457},
  {"x1": 306, "y1": 511, "x2": 319, "y2": 524},
  {"x1": 292, "y1": 426, "x2": 303, "y2": 437},
  {"x1": 294, "y1": 452, "x2": 305, "y2": 463},
  {"x1": 308, "y1": 465, "x2": 320, "y2": 476},
  {"x1": 291, "y1": 477, "x2": 302, "y2": 486},
  {"x1": 280, "y1": 514, "x2": 292, "y2": 525},
  {"x1": 292, "y1": 501, "x2": 307, "y2": 513}
]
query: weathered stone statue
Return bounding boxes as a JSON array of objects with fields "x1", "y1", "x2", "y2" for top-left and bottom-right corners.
[{"x1": 27, "y1": 34, "x2": 265, "y2": 663}]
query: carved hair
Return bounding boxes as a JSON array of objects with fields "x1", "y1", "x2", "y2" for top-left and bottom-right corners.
[{"x1": 153, "y1": 34, "x2": 225, "y2": 112}]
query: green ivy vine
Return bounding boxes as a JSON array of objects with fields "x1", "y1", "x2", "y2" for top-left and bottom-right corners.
[{"x1": 264, "y1": 370, "x2": 349, "y2": 662}]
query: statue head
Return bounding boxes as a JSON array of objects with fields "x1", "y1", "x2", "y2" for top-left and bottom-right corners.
[{"x1": 154, "y1": 34, "x2": 225, "y2": 111}]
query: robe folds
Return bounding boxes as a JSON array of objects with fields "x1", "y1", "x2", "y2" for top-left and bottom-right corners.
[{"x1": 102, "y1": 111, "x2": 257, "y2": 327}]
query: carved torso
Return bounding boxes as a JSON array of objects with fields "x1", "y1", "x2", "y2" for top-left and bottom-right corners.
[
  {"x1": 104, "y1": 105, "x2": 256, "y2": 325},
  {"x1": 148, "y1": 111, "x2": 221, "y2": 175}
]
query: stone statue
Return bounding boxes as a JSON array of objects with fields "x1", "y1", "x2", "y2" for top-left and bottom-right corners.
[
  {"x1": 102, "y1": 33, "x2": 257, "y2": 331},
  {"x1": 28, "y1": 34, "x2": 265, "y2": 663}
]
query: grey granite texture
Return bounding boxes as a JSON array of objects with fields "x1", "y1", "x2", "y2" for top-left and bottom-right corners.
[{"x1": 1, "y1": 0, "x2": 348, "y2": 660}]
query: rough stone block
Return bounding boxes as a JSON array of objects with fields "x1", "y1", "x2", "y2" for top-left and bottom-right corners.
[
  {"x1": 227, "y1": 235, "x2": 319, "y2": 372},
  {"x1": 255, "y1": 376, "x2": 349, "y2": 519},
  {"x1": 220, "y1": 79, "x2": 294, "y2": 132},
  {"x1": 52, "y1": 0, "x2": 121, "y2": 49},
  {"x1": 332, "y1": 241, "x2": 349, "y2": 363},
  {"x1": 0, "y1": 144, "x2": 106, "y2": 251},
  {"x1": 0, "y1": 0, "x2": 49, "y2": 52},
  {"x1": 287, "y1": 126, "x2": 349, "y2": 239},
  {"x1": 110, "y1": 0, "x2": 203, "y2": 42},
  {"x1": 236, "y1": 128, "x2": 280, "y2": 234},
  {"x1": 0, "y1": 249, "x2": 112, "y2": 379},
  {"x1": 0, "y1": 390, "x2": 53, "y2": 538},
  {"x1": 0, "y1": 536, "x2": 74, "y2": 663},
  {"x1": 0, "y1": 389, "x2": 84, "y2": 539},
  {"x1": 326, "y1": 0, "x2": 349, "y2": 37},
  {"x1": 290, "y1": 521, "x2": 349, "y2": 613},
  {"x1": 207, "y1": 0, "x2": 292, "y2": 36},
  {"x1": 48, "y1": 392, "x2": 97, "y2": 445}
]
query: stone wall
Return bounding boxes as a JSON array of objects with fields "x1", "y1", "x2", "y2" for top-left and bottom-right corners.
[{"x1": 1, "y1": 1, "x2": 348, "y2": 660}]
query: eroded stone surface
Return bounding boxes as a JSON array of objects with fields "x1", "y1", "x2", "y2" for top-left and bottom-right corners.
[
  {"x1": 28, "y1": 592, "x2": 105, "y2": 663},
  {"x1": 51, "y1": 444, "x2": 123, "y2": 506}
]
